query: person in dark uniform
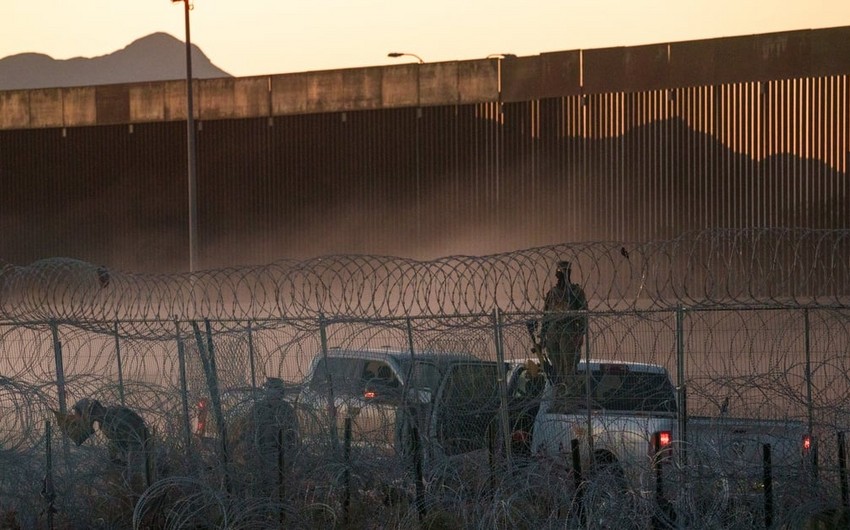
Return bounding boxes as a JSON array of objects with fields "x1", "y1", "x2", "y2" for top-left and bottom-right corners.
[
  {"x1": 540, "y1": 261, "x2": 588, "y2": 406},
  {"x1": 230, "y1": 378, "x2": 299, "y2": 496},
  {"x1": 59, "y1": 398, "x2": 151, "y2": 490},
  {"x1": 248, "y1": 378, "x2": 299, "y2": 459},
  {"x1": 68, "y1": 398, "x2": 149, "y2": 463}
]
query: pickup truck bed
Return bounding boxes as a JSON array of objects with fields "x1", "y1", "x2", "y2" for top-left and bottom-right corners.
[
  {"x1": 531, "y1": 360, "x2": 812, "y2": 499},
  {"x1": 686, "y1": 415, "x2": 811, "y2": 481}
]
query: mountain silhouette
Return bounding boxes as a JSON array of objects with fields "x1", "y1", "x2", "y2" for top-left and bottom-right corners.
[{"x1": 0, "y1": 32, "x2": 230, "y2": 90}]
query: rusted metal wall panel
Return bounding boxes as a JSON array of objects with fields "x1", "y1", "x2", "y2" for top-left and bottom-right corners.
[
  {"x1": 233, "y1": 76, "x2": 270, "y2": 117},
  {"x1": 539, "y1": 51, "x2": 582, "y2": 98},
  {"x1": 306, "y1": 70, "x2": 346, "y2": 113},
  {"x1": 95, "y1": 84, "x2": 130, "y2": 124},
  {"x1": 163, "y1": 80, "x2": 195, "y2": 121},
  {"x1": 584, "y1": 44, "x2": 671, "y2": 94},
  {"x1": 341, "y1": 67, "x2": 383, "y2": 110},
  {"x1": 422, "y1": 62, "x2": 459, "y2": 106},
  {"x1": 0, "y1": 91, "x2": 29, "y2": 129},
  {"x1": 500, "y1": 51, "x2": 581, "y2": 102},
  {"x1": 809, "y1": 26, "x2": 850, "y2": 77},
  {"x1": 500, "y1": 55, "x2": 543, "y2": 102},
  {"x1": 199, "y1": 78, "x2": 236, "y2": 120},
  {"x1": 271, "y1": 73, "x2": 308, "y2": 115},
  {"x1": 669, "y1": 27, "x2": 850, "y2": 88},
  {"x1": 710, "y1": 34, "x2": 785, "y2": 85},
  {"x1": 457, "y1": 60, "x2": 497, "y2": 105},
  {"x1": 669, "y1": 39, "x2": 716, "y2": 88},
  {"x1": 625, "y1": 44, "x2": 671, "y2": 92},
  {"x1": 749, "y1": 30, "x2": 811, "y2": 81},
  {"x1": 28, "y1": 89, "x2": 64, "y2": 128},
  {"x1": 63, "y1": 87, "x2": 96, "y2": 126},
  {"x1": 130, "y1": 83, "x2": 166, "y2": 122},
  {"x1": 1, "y1": 26, "x2": 848, "y2": 130},
  {"x1": 583, "y1": 47, "x2": 627, "y2": 94},
  {"x1": 381, "y1": 64, "x2": 418, "y2": 108}
]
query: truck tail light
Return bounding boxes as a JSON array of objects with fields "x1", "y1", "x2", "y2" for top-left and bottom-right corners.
[
  {"x1": 195, "y1": 398, "x2": 208, "y2": 436},
  {"x1": 650, "y1": 430, "x2": 673, "y2": 458},
  {"x1": 802, "y1": 434, "x2": 813, "y2": 456},
  {"x1": 512, "y1": 430, "x2": 531, "y2": 444}
]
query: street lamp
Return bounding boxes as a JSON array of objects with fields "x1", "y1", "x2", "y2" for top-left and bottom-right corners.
[
  {"x1": 172, "y1": 0, "x2": 198, "y2": 273},
  {"x1": 388, "y1": 52, "x2": 424, "y2": 246},
  {"x1": 387, "y1": 52, "x2": 424, "y2": 65}
]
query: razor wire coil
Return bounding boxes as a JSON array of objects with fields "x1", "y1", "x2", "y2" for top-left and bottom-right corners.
[{"x1": 0, "y1": 228, "x2": 848, "y2": 340}]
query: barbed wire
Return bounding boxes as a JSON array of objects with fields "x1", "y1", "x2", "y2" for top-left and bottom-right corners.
[
  {"x1": 1, "y1": 228, "x2": 849, "y2": 528},
  {"x1": 1, "y1": 228, "x2": 848, "y2": 339}
]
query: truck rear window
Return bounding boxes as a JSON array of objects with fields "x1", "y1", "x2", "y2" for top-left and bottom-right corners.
[
  {"x1": 442, "y1": 363, "x2": 500, "y2": 403},
  {"x1": 582, "y1": 371, "x2": 677, "y2": 413}
]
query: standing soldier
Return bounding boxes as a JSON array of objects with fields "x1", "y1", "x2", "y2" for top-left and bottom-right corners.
[
  {"x1": 540, "y1": 260, "x2": 588, "y2": 407},
  {"x1": 230, "y1": 378, "x2": 299, "y2": 496}
]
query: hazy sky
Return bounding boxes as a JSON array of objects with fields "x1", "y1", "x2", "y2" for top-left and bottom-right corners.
[{"x1": 3, "y1": 1, "x2": 850, "y2": 78}]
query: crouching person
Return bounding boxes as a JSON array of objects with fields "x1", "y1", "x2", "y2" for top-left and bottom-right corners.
[{"x1": 56, "y1": 398, "x2": 151, "y2": 492}]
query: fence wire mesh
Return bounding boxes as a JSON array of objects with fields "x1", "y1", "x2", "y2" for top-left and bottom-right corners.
[{"x1": 1, "y1": 228, "x2": 849, "y2": 528}]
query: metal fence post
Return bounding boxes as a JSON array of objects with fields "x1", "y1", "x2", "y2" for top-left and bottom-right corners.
[
  {"x1": 50, "y1": 320, "x2": 67, "y2": 417},
  {"x1": 676, "y1": 305, "x2": 687, "y2": 465},
  {"x1": 192, "y1": 319, "x2": 231, "y2": 492},
  {"x1": 50, "y1": 320, "x2": 71, "y2": 469},
  {"x1": 175, "y1": 319, "x2": 193, "y2": 455},
  {"x1": 403, "y1": 317, "x2": 420, "y2": 445},
  {"x1": 838, "y1": 431, "x2": 850, "y2": 513},
  {"x1": 584, "y1": 311, "x2": 593, "y2": 458},
  {"x1": 804, "y1": 308, "x2": 815, "y2": 438},
  {"x1": 570, "y1": 438, "x2": 584, "y2": 524},
  {"x1": 318, "y1": 314, "x2": 339, "y2": 452},
  {"x1": 43, "y1": 421, "x2": 56, "y2": 530},
  {"x1": 763, "y1": 443, "x2": 774, "y2": 529},
  {"x1": 343, "y1": 416, "x2": 352, "y2": 525},
  {"x1": 113, "y1": 320, "x2": 125, "y2": 406},
  {"x1": 804, "y1": 308, "x2": 818, "y2": 480},
  {"x1": 405, "y1": 317, "x2": 425, "y2": 524},
  {"x1": 493, "y1": 307, "x2": 512, "y2": 470},
  {"x1": 405, "y1": 317, "x2": 417, "y2": 388},
  {"x1": 247, "y1": 320, "x2": 257, "y2": 390}
]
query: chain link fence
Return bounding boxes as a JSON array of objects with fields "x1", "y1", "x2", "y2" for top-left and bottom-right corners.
[{"x1": 1, "y1": 228, "x2": 849, "y2": 528}]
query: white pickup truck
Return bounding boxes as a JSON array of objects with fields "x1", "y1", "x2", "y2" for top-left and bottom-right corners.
[{"x1": 530, "y1": 359, "x2": 813, "y2": 512}]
